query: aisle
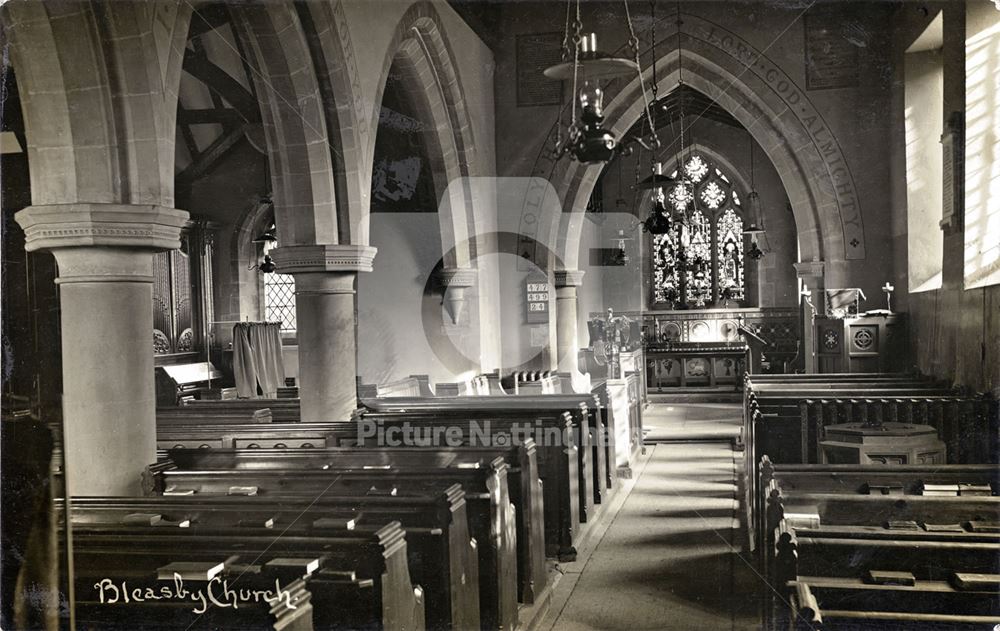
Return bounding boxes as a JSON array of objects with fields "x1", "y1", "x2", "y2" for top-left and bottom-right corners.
[{"x1": 542, "y1": 407, "x2": 760, "y2": 630}]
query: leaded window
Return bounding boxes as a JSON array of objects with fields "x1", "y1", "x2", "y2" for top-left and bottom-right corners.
[
  {"x1": 261, "y1": 228, "x2": 297, "y2": 333},
  {"x1": 651, "y1": 153, "x2": 747, "y2": 307}
]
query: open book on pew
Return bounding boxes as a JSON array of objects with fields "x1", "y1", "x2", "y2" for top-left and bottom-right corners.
[
  {"x1": 312, "y1": 513, "x2": 361, "y2": 530},
  {"x1": 157, "y1": 561, "x2": 225, "y2": 582},
  {"x1": 122, "y1": 513, "x2": 190, "y2": 528}
]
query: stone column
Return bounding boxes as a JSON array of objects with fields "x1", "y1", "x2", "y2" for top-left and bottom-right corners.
[
  {"x1": 554, "y1": 269, "x2": 588, "y2": 391},
  {"x1": 794, "y1": 260, "x2": 825, "y2": 374},
  {"x1": 270, "y1": 244, "x2": 377, "y2": 422},
  {"x1": 16, "y1": 204, "x2": 189, "y2": 496}
]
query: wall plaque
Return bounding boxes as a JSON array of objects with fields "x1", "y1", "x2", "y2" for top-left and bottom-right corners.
[
  {"x1": 516, "y1": 32, "x2": 563, "y2": 107},
  {"x1": 940, "y1": 112, "x2": 964, "y2": 233},
  {"x1": 804, "y1": 8, "x2": 860, "y2": 90}
]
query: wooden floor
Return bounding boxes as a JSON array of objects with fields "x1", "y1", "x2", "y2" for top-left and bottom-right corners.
[{"x1": 542, "y1": 404, "x2": 761, "y2": 631}]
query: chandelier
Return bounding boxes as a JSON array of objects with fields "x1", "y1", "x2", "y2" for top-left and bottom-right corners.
[{"x1": 544, "y1": 0, "x2": 660, "y2": 164}]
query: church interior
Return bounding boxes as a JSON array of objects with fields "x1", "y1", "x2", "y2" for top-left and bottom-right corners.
[{"x1": 1, "y1": 0, "x2": 999, "y2": 629}]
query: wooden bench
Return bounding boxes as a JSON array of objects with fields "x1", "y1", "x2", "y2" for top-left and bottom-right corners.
[
  {"x1": 787, "y1": 576, "x2": 1000, "y2": 631},
  {"x1": 360, "y1": 401, "x2": 583, "y2": 560},
  {"x1": 149, "y1": 459, "x2": 519, "y2": 631},
  {"x1": 159, "y1": 444, "x2": 547, "y2": 607},
  {"x1": 177, "y1": 398, "x2": 304, "y2": 422},
  {"x1": 367, "y1": 392, "x2": 615, "y2": 505},
  {"x1": 757, "y1": 461, "x2": 1000, "y2": 629},
  {"x1": 156, "y1": 422, "x2": 342, "y2": 449},
  {"x1": 67, "y1": 520, "x2": 424, "y2": 631},
  {"x1": 67, "y1": 487, "x2": 478, "y2": 630},
  {"x1": 157, "y1": 407, "x2": 273, "y2": 424}
]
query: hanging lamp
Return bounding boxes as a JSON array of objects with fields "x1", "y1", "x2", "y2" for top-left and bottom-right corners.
[
  {"x1": 544, "y1": 0, "x2": 660, "y2": 164},
  {"x1": 742, "y1": 134, "x2": 769, "y2": 259}
]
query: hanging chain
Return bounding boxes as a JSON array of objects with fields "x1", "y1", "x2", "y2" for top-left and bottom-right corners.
[
  {"x1": 624, "y1": 0, "x2": 659, "y2": 153},
  {"x1": 569, "y1": 0, "x2": 582, "y2": 144}
]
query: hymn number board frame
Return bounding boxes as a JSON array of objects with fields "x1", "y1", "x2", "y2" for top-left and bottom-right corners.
[{"x1": 525, "y1": 273, "x2": 551, "y2": 324}]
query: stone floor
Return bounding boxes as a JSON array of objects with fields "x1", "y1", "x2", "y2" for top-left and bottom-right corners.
[{"x1": 542, "y1": 404, "x2": 761, "y2": 631}]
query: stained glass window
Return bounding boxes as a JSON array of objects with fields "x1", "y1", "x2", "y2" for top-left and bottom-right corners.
[{"x1": 650, "y1": 152, "x2": 749, "y2": 307}]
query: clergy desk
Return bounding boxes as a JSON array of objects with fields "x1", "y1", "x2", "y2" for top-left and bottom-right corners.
[
  {"x1": 814, "y1": 312, "x2": 907, "y2": 374},
  {"x1": 645, "y1": 341, "x2": 749, "y2": 391},
  {"x1": 819, "y1": 422, "x2": 947, "y2": 465}
]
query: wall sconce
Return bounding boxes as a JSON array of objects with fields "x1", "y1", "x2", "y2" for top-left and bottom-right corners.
[
  {"x1": 248, "y1": 255, "x2": 276, "y2": 274},
  {"x1": 250, "y1": 228, "x2": 278, "y2": 273}
]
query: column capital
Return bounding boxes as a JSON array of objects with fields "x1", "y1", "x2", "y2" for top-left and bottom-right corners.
[
  {"x1": 554, "y1": 269, "x2": 586, "y2": 288},
  {"x1": 793, "y1": 260, "x2": 825, "y2": 280},
  {"x1": 15, "y1": 203, "x2": 189, "y2": 252},
  {"x1": 437, "y1": 267, "x2": 478, "y2": 287},
  {"x1": 270, "y1": 244, "x2": 377, "y2": 274}
]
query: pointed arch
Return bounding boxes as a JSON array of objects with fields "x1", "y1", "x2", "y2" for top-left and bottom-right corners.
[
  {"x1": 229, "y1": 3, "x2": 340, "y2": 247},
  {"x1": 370, "y1": 2, "x2": 479, "y2": 269},
  {"x1": 529, "y1": 14, "x2": 862, "y2": 287}
]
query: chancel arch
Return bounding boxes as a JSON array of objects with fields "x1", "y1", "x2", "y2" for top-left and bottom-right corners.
[{"x1": 531, "y1": 14, "x2": 865, "y2": 294}]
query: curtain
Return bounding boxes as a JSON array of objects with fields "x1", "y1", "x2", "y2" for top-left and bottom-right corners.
[{"x1": 232, "y1": 322, "x2": 285, "y2": 398}]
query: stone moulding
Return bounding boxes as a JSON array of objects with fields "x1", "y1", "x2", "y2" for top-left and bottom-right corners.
[
  {"x1": 15, "y1": 203, "x2": 190, "y2": 252},
  {"x1": 269, "y1": 243, "x2": 378, "y2": 274},
  {"x1": 554, "y1": 269, "x2": 586, "y2": 288}
]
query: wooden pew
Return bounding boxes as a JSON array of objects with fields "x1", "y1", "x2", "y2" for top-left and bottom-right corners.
[
  {"x1": 360, "y1": 399, "x2": 584, "y2": 560},
  {"x1": 67, "y1": 487, "x2": 479, "y2": 630},
  {"x1": 160, "y1": 445, "x2": 547, "y2": 607},
  {"x1": 758, "y1": 460, "x2": 1000, "y2": 628},
  {"x1": 177, "y1": 398, "x2": 304, "y2": 422},
  {"x1": 149, "y1": 459, "x2": 519, "y2": 631},
  {"x1": 787, "y1": 577, "x2": 1000, "y2": 631},
  {"x1": 67, "y1": 521, "x2": 424, "y2": 631},
  {"x1": 157, "y1": 407, "x2": 273, "y2": 424},
  {"x1": 740, "y1": 376, "x2": 997, "y2": 549},
  {"x1": 430, "y1": 387, "x2": 618, "y2": 501},
  {"x1": 156, "y1": 422, "x2": 342, "y2": 449},
  {"x1": 358, "y1": 377, "x2": 425, "y2": 399},
  {"x1": 756, "y1": 459, "x2": 999, "y2": 561}
]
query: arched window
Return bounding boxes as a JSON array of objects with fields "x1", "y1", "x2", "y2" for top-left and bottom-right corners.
[
  {"x1": 260, "y1": 224, "x2": 297, "y2": 333},
  {"x1": 651, "y1": 153, "x2": 746, "y2": 308}
]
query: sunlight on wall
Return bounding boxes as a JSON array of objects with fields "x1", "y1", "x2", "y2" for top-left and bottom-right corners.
[
  {"x1": 904, "y1": 46, "x2": 944, "y2": 293},
  {"x1": 964, "y1": 2, "x2": 1000, "y2": 290}
]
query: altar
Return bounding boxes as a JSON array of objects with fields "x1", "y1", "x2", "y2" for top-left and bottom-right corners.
[
  {"x1": 646, "y1": 341, "x2": 748, "y2": 390},
  {"x1": 588, "y1": 307, "x2": 800, "y2": 393}
]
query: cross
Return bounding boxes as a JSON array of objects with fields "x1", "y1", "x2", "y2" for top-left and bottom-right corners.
[{"x1": 882, "y1": 282, "x2": 895, "y2": 312}]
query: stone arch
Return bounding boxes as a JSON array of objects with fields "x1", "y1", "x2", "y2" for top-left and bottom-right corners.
[
  {"x1": 293, "y1": 0, "x2": 370, "y2": 245},
  {"x1": 533, "y1": 15, "x2": 861, "y2": 287},
  {"x1": 371, "y1": 2, "x2": 479, "y2": 269},
  {"x1": 1, "y1": 1, "x2": 191, "y2": 208},
  {"x1": 228, "y1": 3, "x2": 341, "y2": 248}
]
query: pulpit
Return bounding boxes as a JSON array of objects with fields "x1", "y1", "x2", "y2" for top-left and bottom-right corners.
[{"x1": 814, "y1": 313, "x2": 907, "y2": 373}]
